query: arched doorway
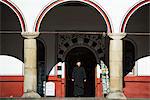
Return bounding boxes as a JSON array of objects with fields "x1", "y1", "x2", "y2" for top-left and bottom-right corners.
[
  {"x1": 65, "y1": 47, "x2": 97, "y2": 97},
  {"x1": 35, "y1": 0, "x2": 111, "y2": 97},
  {"x1": 0, "y1": 1, "x2": 26, "y2": 97},
  {"x1": 0, "y1": 1, "x2": 26, "y2": 61},
  {"x1": 122, "y1": 2, "x2": 150, "y2": 75}
]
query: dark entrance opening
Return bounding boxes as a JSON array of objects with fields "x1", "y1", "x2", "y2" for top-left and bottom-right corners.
[
  {"x1": 123, "y1": 40, "x2": 135, "y2": 77},
  {"x1": 65, "y1": 47, "x2": 97, "y2": 97},
  {"x1": 37, "y1": 40, "x2": 46, "y2": 97}
]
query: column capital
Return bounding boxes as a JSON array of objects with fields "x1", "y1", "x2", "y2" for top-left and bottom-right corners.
[
  {"x1": 108, "y1": 33, "x2": 126, "y2": 40},
  {"x1": 21, "y1": 32, "x2": 40, "y2": 39}
]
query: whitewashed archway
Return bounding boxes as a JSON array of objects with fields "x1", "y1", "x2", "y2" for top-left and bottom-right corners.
[
  {"x1": 34, "y1": 0, "x2": 113, "y2": 33},
  {"x1": 120, "y1": 0, "x2": 149, "y2": 32},
  {"x1": 1, "y1": 0, "x2": 27, "y2": 31}
]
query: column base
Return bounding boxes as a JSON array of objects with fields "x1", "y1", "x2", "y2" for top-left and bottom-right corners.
[
  {"x1": 106, "y1": 91, "x2": 127, "y2": 99},
  {"x1": 22, "y1": 91, "x2": 41, "y2": 98}
]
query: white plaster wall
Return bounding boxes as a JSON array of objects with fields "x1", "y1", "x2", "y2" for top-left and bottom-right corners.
[
  {"x1": 0, "y1": 55, "x2": 24, "y2": 75},
  {"x1": 136, "y1": 56, "x2": 150, "y2": 76},
  {"x1": 96, "y1": 0, "x2": 139, "y2": 33},
  {"x1": 2, "y1": 0, "x2": 139, "y2": 32}
]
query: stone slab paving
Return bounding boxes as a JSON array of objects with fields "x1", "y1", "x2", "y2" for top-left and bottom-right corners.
[{"x1": 0, "y1": 97, "x2": 150, "y2": 100}]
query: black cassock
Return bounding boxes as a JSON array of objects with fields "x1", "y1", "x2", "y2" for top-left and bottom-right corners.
[{"x1": 72, "y1": 66, "x2": 86, "y2": 96}]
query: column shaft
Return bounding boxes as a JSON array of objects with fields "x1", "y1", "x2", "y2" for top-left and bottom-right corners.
[
  {"x1": 24, "y1": 39, "x2": 37, "y2": 92},
  {"x1": 106, "y1": 33, "x2": 126, "y2": 99},
  {"x1": 109, "y1": 39, "x2": 123, "y2": 92},
  {"x1": 22, "y1": 32, "x2": 40, "y2": 98}
]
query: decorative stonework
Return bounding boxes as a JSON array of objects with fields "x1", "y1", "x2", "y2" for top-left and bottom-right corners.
[{"x1": 56, "y1": 33, "x2": 105, "y2": 63}]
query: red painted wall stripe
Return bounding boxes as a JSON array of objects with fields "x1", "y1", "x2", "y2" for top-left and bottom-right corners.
[
  {"x1": 0, "y1": 76, "x2": 150, "y2": 98},
  {"x1": 0, "y1": 76, "x2": 24, "y2": 82}
]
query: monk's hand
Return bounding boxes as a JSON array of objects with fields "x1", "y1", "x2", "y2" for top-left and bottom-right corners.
[
  {"x1": 72, "y1": 79, "x2": 74, "y2": 81},
  {"x1": 84, "y1": 79, "x2": 86, "y2": 82}
]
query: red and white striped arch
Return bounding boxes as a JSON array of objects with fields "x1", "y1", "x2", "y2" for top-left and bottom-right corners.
[
  {"x1": 1, "y1": 0, "x2": 27, "y2": 32},
  {"x1": 34, "y1": 0, "x2": 113, "y2": 33},
  {"x1": 121, "y1": 0, "x2": 150, "y2": 32}
]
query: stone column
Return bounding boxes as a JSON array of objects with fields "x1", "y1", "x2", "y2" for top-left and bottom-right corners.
[
  {"x1": 21, "y1": 32, "x2": 41, "y2": 98},
  {"x1": 106, "y1": 33, "x2": 126, "y2": 99}
]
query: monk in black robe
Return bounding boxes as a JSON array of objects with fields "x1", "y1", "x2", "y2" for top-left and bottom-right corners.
[{"x1": 72, "y1": 61, "x2": 86, "y2": 97}]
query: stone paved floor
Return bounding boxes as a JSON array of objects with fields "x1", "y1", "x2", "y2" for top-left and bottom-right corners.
[
  {"x1": 41, "y1": 97, "x2": 105, "y2": 100},
  {"x1": 1, "y1": 97, "x2": 150, "y2": 100},
  {"x1": 0, "y1": 97, "x2": 106, "y2": 100}
]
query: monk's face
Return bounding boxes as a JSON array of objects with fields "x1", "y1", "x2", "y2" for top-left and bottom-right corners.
[{"x1": 76, "y1": 62, "x2": 81, "y2": 67}]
